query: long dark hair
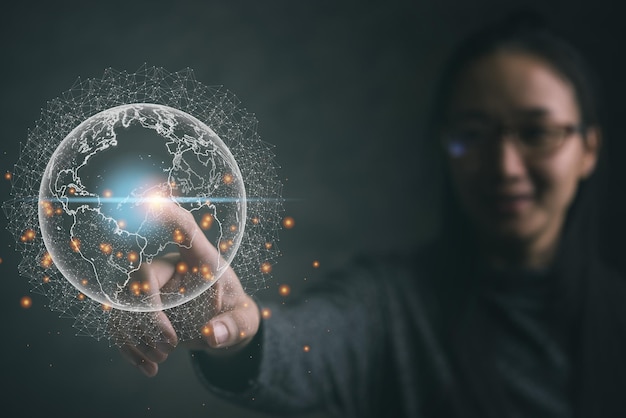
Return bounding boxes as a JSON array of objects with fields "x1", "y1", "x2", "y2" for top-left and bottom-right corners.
[{"x1": 426, "y1": 11, "x2": 620, "y2": 418}]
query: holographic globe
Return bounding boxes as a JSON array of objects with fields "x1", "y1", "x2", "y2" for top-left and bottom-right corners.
[{"x1": 38, "y1": 103, "x2": 246, "y2": 312}]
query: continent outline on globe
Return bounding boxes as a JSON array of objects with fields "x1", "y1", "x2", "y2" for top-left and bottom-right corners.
[{"x1": 38, "y1": 103, "x2": 247, "y2": 312}]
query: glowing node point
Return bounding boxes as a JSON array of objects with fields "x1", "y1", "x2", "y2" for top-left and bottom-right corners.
[
  {"x1": 279, "y1": 284, "x2": 291, "y2": 297},
  {"x1": 40, "y1": 253, "x2": 53, "y2": 268},
  {"x1": 173, "y1": 229, "x2": 186, "y2": 244},
  {"x1": 303, "y1": 345, "x2": 311, "y2": 353},
  {"x1": 312, "y1": 260, "x2": 320, "y2": 268},
  {"x1": 282, "y1": 216, "x2": 295, "y2": 229},
  {"x1": 20, "y1": 229, "x2": 36, "y2": 242},
  {"x1": 127, "y1": 251, "x2": 138, "y2": 264},
  {"x1": 69, "y1": 238, "x2": 81, "y2": 252},
  {"x1": 99, "y1": 243, "x2": 113, "y2": 255},
  {"x1": 176, "y1": 262, "x2": 188, "y2": 274},
  {"x1": 77, "y1": 293, "x2": 85, "y2": 301},
  {"x1": 102, "y1": 189, "x2": 112, "y2": 198},
  {"x1": 20, "y1": 296, "x2": 32, "y2": 308},
  {"x1": 264, "y1": 242, "x2": 273, "y2": 250},
  {"x1": 260, "y1": 262, "x2": 272, "y2": 274},
  {"x1": 4, "y1": 172, "x2": 12, "y2": 180},
  {"x1": 200, "y1": 214, "x2": 214, "y2": 230},
  {"x1": 222, "y1": 173, "x2": 234, "y2": 184},
  {"x1": 261, "y1": 308, "x2": 272, "y2": 319}
]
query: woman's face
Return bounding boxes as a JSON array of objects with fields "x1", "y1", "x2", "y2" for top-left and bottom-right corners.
[{"x1": 445, "y1": 51, "x2": 599, "y2": 248}]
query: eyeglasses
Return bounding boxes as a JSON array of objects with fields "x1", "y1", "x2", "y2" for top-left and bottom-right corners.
[{"x1": 441, "y1": 123, "x2": 584, "y2": 160}]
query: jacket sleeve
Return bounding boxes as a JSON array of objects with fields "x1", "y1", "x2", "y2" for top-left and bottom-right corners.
[{"x1": 190, "y1": 258, "x2": 390, "y2": 417}]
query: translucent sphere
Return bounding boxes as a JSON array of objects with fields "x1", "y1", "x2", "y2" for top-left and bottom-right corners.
[{"x1": 38, "y1": 103, "x2": 246, "y2": 312}]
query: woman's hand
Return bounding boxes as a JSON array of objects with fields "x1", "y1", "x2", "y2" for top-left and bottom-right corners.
[{"x1": 117, "y1": 202, "x2": 260, "y2": 377}]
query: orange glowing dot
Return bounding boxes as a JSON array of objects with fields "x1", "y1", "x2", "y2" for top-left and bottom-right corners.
[
  {"x1": 77, "y1": 293, "x2": 85, "y2": 301},
  {"x1": 142, "y1": 282, "x2": 150, "y2": 292},
  {"x1": 261, "y1": 308, "x2": 272, "y2": 319},
  {"x1": 4, "y1": 172, "x2": 12, "y2": 180},
  {"x1": 223, "y1": 173, "x2": 234, "y2": 184},
  {"x1": 239, "y1": 331, "x2": 246, "y2": 338},
  {"x1": 282, "y1": 216, "x2": 295, "y2": 229},
  {"x1": 70, "y1": 237, "x2": 81, "y2": 252},
  {"x1": 20, "y1": 296, "x2": 32, "y2": 308},
  {"x1": 102, "y1": 304, "x2": 111, "y2": 311},
  {"x1": 312, "y1": 260, "x2": 320, "y2": 268},
  {"x1": 179, "y1": 287, "x2": 186, "y2": 294},
  {"x1": 127, "y1": 251, "x2": 138, "y2": 263},
  {"x1": 68, "y1": 187, "x2": 76, "y2": 195},
  {"x1": 40, "y1": 252, "x2": 53, "y2": 268},
  {"x1": 201, "y1": 325, "x2": 212, "y2": 336},
  {"x1": 0, "y1": 257, "x2": 2, "y2": 264},
  {"x1": 173, "y1": 229, "x2": 185, "y2": 244},
  {"x1": 42, "y1": 276, "x2": 50, "y2": 283},
  {"x1": 251, "y1": 216, "x2": 260, "y2": 225},
  {"x1": 176, "y1": 262, "x2": 188, "y2": 274},
  {"x1": 80, "y1": 278, "x2": 88, "y2": 286},
  {"x1": 99, "y1": 243, "x2": 113, "y2": 255},
  {"x1": 229, "y1": 224, "x2": 237, "y2": 232},
  {"x1": 219, "y1": 241, "x2": 230, "y2": 252},
  {"x1": 131, "y1": 282, "x2": 140, "y2": 291},
  {"x1": 279, "y1": 284, "x2": 291, "y2": 297},
  {"x1": 116, "y1": 251, "x2": 123, "y2": 259},
  {"x1": 264, "y1": 242, "x2": 273, "y2": 250},
  {"x1": 118, "y1": 220, "x2": 127, "y2": 228},
  {"x1": 54, "y1": 208, "x2": 63, "y2": 215},
  {"x1": 260, "y1": 262, "x2": 272, "y2": 274},
  {"x1": 192, "y1": 266, "x2": 199, "y2": 274},
  {"x1": 201, "y1": 214, "x2": 214, "y2": 230},
  {"x1": 20, "y1": 228, "x2": 36, "y2": 242},
  {"x1": 201, "y1": 265, "x2": 214, "y2": 280},
  {"x1": 102, "y1": 189, "x2": 113, "y2": 198},
  {"x1": 303, "y1": 345, "x2": 311, "y2": 353}
]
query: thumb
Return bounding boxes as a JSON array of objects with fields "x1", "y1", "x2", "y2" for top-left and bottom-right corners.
[{"x1": 201, "y1": 297, "x2": 260, "y2": 350}]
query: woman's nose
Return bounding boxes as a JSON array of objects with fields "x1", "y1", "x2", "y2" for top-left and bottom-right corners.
[{"x1": 490, "y1": 136, "x2": 528, "y2": 179}]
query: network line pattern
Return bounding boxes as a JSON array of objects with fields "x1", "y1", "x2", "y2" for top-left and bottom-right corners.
[{"x1": 3, "y1": 66, "x2": 283, "y2": 346}]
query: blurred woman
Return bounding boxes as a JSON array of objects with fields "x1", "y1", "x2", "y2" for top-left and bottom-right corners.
[{"x1": 121, "y1": 13, "x2": 626, "y2": 418}]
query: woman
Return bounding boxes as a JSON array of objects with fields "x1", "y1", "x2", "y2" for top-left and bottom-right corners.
[{"x1": 120, "y1": 13, "x2": 626, "y2": 418}]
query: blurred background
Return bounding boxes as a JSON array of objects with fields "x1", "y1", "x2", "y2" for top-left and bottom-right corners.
[{"x1": 1, "y1": 0, "x2": 624, "y2": 416}]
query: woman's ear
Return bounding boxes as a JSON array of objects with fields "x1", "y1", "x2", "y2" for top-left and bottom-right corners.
[{"x1": 580, "y1": 126, "x2": 601, "y2": 179}]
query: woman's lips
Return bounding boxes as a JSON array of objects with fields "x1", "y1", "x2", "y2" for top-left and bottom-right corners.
[{"x1": 486, "y1": 194, "x2": 533, "y2": 215}]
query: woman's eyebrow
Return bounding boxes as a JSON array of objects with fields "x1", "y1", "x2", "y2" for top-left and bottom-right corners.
[
  {"x1": 448, "y1": 107, "x2": 552, "y2": 123},
  {"x1": 447, "y1": 110, "x2": 491, "y2": 123},
  {"x1": 515, "y1": 107, "x2": 551, "y2": 118}
]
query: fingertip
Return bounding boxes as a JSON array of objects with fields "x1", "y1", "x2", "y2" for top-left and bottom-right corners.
[
  {"x1": 138, "y1": 359, "x2": 158, "y2": 377},
  {"x1": 202, "y1": 320, "x2": 230, "y2": 348}
]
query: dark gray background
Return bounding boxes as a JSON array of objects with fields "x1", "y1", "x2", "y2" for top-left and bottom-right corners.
[{"x1": 1, "y1": 1, "x2": 624, "y2": 417}]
